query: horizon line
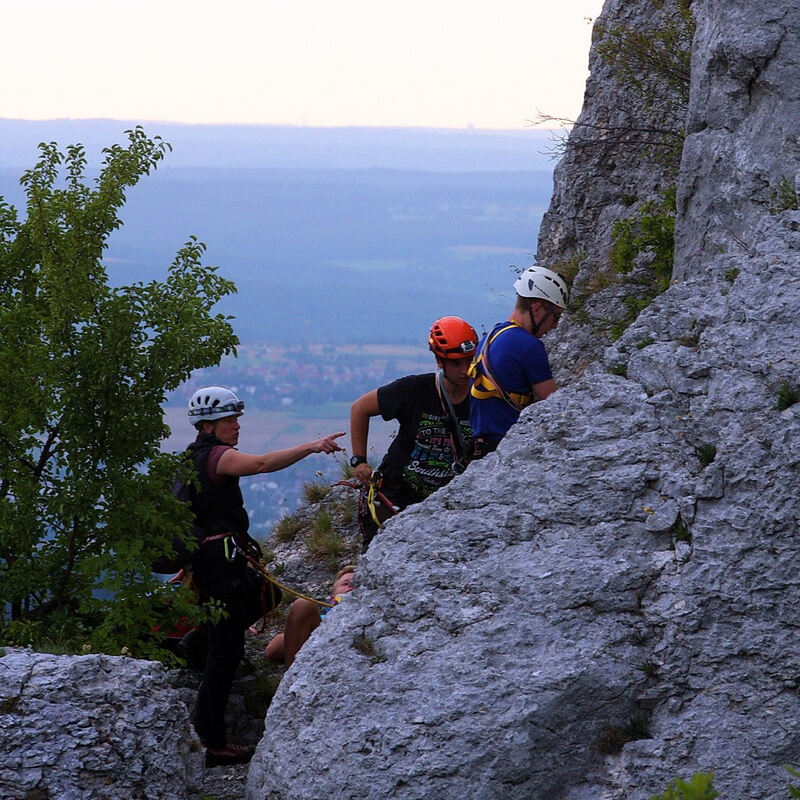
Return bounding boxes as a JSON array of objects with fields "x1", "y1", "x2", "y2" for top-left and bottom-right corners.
[{"x1": 0, "y1": 116, "x2": 570, "y2": 134}]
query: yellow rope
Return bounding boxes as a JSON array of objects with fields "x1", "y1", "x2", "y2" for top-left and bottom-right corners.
[{"x1": 247, "y1": 556, "x2": 334, "y2": 609}]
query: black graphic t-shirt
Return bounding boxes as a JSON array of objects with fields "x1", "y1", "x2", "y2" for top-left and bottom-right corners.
[{"x1": 376, "y1": 373, "x2": 471, "y2": 508}]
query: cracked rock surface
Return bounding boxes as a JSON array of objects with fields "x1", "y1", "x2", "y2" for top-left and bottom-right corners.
[{"x1": 0, "y1": 650, "x2": 204, "y2": 799}]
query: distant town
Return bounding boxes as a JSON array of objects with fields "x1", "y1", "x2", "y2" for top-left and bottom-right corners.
[
  {"x1": 1, "y1": 121, "x2": 551, "y2": 538},
  {"x1": 192, "y1": 341, "x2": 433, "y2": 408}
]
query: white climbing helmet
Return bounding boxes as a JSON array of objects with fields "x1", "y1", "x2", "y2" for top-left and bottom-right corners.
[
  {"x1": 513, "y1": 265, "x2": 570, "y2": 309},
  {"x1": 187, "y1": 386, "x2": 244, "y2": 425}
]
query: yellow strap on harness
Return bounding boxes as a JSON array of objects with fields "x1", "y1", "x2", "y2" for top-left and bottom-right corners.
[
  {"x1": 367, "y1": 481, "x2": 384, "y2": 528},
  {"x1": 469, "y1": 323, "x2": 535, "y2": 410}
]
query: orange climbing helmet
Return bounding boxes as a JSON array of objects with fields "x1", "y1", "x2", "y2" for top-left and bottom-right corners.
[{"x1": 428, "y1": 316, "x2": 478, "y2": 360}]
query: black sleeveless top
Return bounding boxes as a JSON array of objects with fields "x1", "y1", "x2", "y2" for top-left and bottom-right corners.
[{"x1": 187, "y1": 432, "x2": 250, "y2": 536}]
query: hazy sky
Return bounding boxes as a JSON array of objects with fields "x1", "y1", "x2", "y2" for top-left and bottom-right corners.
[{"x1": 1, "y1": 0, "x2": 605, "y2": 129}]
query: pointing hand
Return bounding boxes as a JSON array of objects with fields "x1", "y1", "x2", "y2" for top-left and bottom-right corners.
[{"x1": 314, "y1": 431, "x2": 346, "y2": 454}]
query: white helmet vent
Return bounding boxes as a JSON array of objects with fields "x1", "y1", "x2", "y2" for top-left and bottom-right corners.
[
  {"x1": 514, "y1": 265, "x2": 569, "y2": 308},
  {"x1": 187, "y1": 386, "x2": 244, "y2": 424}
]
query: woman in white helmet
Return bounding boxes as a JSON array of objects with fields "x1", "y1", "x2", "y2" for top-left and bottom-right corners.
[
  {"x1": 469, "y1": 265, "x2": 568, "y2": 456},
  {"x1": 184, "y1": 386, "x2": 344, "y2": 766}
]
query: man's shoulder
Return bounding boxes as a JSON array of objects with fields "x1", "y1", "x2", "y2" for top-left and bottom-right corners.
[
  {"x1": 377, "y1": 373, "x2": 437, "y2": 419},
  {"x1": 382, "y1": 372, "x2": 435, "y2": 392},
  {"x1": 489, "y1": 323, "x2": 538, "y2": 351}
]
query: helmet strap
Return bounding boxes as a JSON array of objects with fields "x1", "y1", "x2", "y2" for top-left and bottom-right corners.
[
  {"x1": 529, "y1": 300, "x2": 555, "y2": 336},
  {"x1": 529, "y1": 301, "x2": 541, "y2": 335}
]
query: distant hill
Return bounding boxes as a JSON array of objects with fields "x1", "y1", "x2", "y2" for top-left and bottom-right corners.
[
  {"x1": 0, "y1": 119, "x2": 558, "y2": 171},
  {"x1": 0, "y1": 123, "x2": 556, "y2": 345}
]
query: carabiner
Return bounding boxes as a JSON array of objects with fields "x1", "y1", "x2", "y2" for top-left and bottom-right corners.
[{"x1": 223, "y1": 535, "x2": 238, "y2": 562}]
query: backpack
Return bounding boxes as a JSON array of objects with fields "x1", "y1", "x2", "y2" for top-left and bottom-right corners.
[{"x1": 151, "y1": 470, "x2": 206, "y2": 575}]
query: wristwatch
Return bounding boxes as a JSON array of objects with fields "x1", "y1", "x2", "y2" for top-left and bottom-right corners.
[{"x1": 349, "y1": 455, "x2": 368, "y2": 468}]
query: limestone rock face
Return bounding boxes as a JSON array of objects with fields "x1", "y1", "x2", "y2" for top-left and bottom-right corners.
[
  {"x1": 247, "y1": 1, "x2": 800, "y2": 798},
  {"x1": 537, "y1": 0, "x2": 692, "y2": 383},
  {"x1": 675, "y1": 0, "x2": 800, "y2": 275},
  {"x1": 538, "y1": 0, "x2": 688, "y2": 267},
  {"x1": 0, "y1": 649, "x2": 203, "y2": 800},
  {"x1": 248, "y1": 211, "x2": 800, "y2": 797}
]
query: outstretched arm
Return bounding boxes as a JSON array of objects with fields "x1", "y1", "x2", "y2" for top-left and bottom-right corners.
[
  {"x1": 350, "y1": 389, "x2": 380, "y2": 484},
  {"x1": 215, "y1": 432, "x2": 345, "y2": 477}
]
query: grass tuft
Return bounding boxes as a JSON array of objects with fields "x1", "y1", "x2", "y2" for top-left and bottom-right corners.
[
  {"x1": 609, "y1": 363, "x2": 628, "y2": 378},
  {"x1": 650, "y1": 771, "x2": 718, "y2": 800},
  {"x1": 352, "y1": 631, "x2": 387, "y2": 665},
  {"x1": 695, "y1": 443, "x2": 716, "y2": 468},
  {"x1": 670, "y1": 518, "x2": 691, "y2": 543},
  {"x1": 306, "y1": 509, "x2": 345, "y2": 566},
  {"x1": 770, "y1": 175, "x2": 799, "y2": 214},
  {"x1": 776, "y1": 380, "x2": 799, "y2": 411},
  {"x1": 273, "y1": 515, "x2": 303, "y2": 543},
  {"x1": 596, "y1": 714, "x2": 651, "y2": 754},
  {"x1": 303, "y1": 480, "x2": 331, "y2": 503}
]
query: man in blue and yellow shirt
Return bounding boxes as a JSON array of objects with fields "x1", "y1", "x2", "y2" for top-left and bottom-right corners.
[{"x1": 470, "y1": 265, "x2": 569, "y2": 456}]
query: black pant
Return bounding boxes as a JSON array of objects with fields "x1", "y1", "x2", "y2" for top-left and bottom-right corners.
[{"x1": 192, "y1": 539, "x2": 279, "y2": 748}]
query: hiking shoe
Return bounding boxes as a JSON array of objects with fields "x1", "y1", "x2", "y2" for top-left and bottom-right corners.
[{"x1": 205, "y1": 743, "x2": 255, "y2": 767}]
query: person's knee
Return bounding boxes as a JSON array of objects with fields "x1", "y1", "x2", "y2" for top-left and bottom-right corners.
[
  {"x1": 283, "y1": 599, "x2": 322, "y2": 666},
  {"x1": 286, "y1": 598, "x2": 319, "y2": 626}
]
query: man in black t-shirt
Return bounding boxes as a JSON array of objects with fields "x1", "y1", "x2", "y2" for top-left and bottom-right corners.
[{"x1": 349, "y1": 317, "x2": 478, "y2": 549}]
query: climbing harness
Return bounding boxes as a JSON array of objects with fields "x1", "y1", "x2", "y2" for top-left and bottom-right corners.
[
  {"x1": 201, "y1": 532, "x2": 336, "y2": 625},
  {"x1": 243, "y1": 556, "x2": 335, "y2": 611},
  {"x1": 469, "y1": 322, "x2": 535, "y2": 411},
  {"x1": 366, "y1": 477, "x2": 400, "y2": 526},
  {"x1": 337, "y1": 478, "x2": 398, "y2": 532}
]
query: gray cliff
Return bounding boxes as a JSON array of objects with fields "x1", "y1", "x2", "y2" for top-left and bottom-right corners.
[
  {"x1": 538, "y1": 0, "x2": 692, "y2": 382},
  {"x1": 0, "y1": 650, "x2": 204, "y2": 799},
  {"x1": 674, "y1": 0, "x2": 800, "y2": 276},
  {"x1": 247, "y1": 1, "x2": 800, "y2": 799}
]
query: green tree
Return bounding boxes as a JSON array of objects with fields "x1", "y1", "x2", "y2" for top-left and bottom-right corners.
[
  {"x1": 593, "y1": 0, "x2": 694, "y2": 167},
  {"x1": 0, "y1": 127, "x2": 238, "y2": 657},
  {"x1": 650, "y1": 771, "x2": 718, "y2": 800}
]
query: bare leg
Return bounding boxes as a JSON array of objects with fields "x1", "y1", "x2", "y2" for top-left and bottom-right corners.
[
  {"x1": 283, "y1": 599, "x2": 322, "y2": 667},
  {"x1": 264, "y1": 633, "x2": 285, "y2": 662}
]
